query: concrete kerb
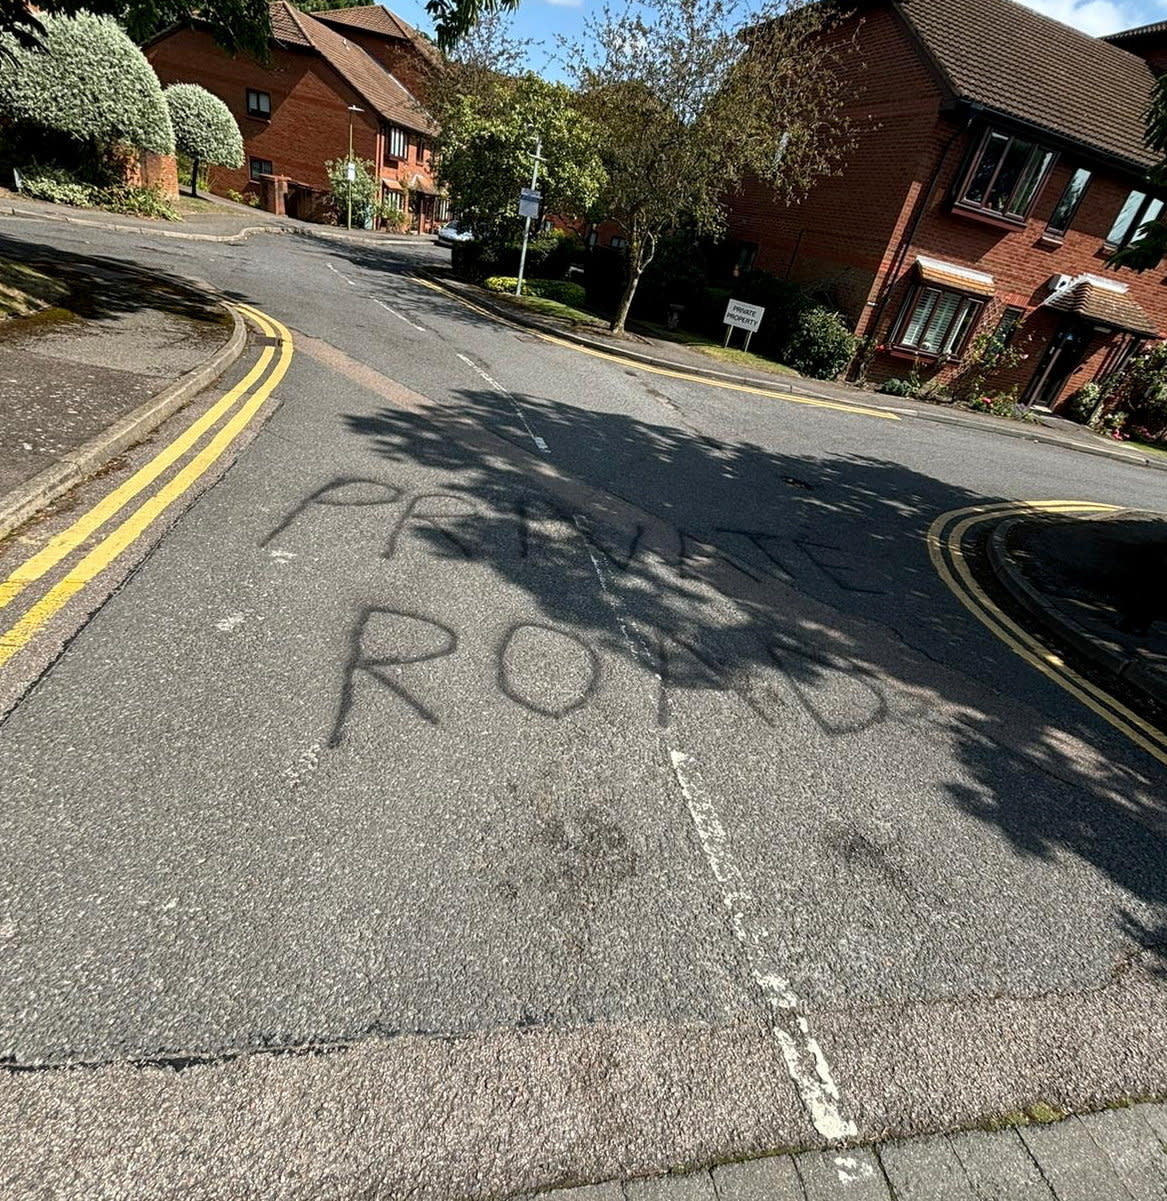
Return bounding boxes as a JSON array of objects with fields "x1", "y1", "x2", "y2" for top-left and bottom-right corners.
[
  {"x1": 1, "y1": 203, "x2": 425, "y2": 248},
  {"x1": 986, "y1": 514, "x2": 1167, "y2": 710},
  {"x1": 0, "y1": 301, "x2": 247, "y2": 542},
  {"x1": 421, "y1": 271, "x2": 1167, "y2": 475}
]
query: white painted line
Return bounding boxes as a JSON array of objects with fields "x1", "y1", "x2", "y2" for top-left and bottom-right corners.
[
  {"x1": 326, "y1": 261, "x2": 357, "y2": 286},
  {"x1": 455, "y1": 352, "x2": 549, "y2": 454},
  {"x1": 373, "y1": 297, "x2": 427, "y2": 333},
  {"x1": 668, "y1": 749, "x2": 857, "y2": 1142}
]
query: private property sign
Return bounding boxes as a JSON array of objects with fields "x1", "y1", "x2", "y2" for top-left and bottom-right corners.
[{"x1": 723, "y1": 298, "x2": 765, "y2": 332}]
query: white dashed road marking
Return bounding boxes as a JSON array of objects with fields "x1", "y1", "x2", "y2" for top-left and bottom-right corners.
[
  {"x1": 373, "y1": 297, "x2": 427, "y2": 333},
  {"x1": 456, "y1": 353, "x2": 549, "y2": 453}
]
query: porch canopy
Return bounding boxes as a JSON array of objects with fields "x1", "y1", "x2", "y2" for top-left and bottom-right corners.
[
  {"x1": 1045, "y1": 280, "x2": 1159, "y2": 337},
  {"x1": 914, "y1": 255, "x2": 996, "y2": 297}
]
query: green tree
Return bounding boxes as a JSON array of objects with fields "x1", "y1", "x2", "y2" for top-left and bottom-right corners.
[
  {"x1": 0, "y1": 0, "x2": 272, "y2": 64},
  {"x1": 1112, "y1": 74, "x2": 1167, "y2": 272},
  {"x1": 165, "y1": 83, "x2": 243, "y2": 197},
  {"x1": 0, "y1": 12, "x2": 174, "y2": 155},
  {"x1": 435, "y1": 71, "x2": 605, "y2": 253},
  {"x1": 294, "y1": 0, "x2": 367, "y2": 12},
  {"x1": 424, "y1": 0, "x2": 518, "y2": 51},
  {"x1": 325, "y1": 155, "x2": 377, "y2": 227},
  {"x1": 567, "y1": 0, "x2": 854, "y2": 334}
]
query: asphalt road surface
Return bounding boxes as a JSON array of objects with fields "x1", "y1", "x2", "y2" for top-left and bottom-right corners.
[{"x1": 0, "y1": 219, "x2": 1164, "y2": 1199}]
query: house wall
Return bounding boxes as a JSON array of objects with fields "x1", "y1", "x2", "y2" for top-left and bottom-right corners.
[
  {"x1": 147, "y1": 27, "x2": 381, "y2": 199},
  {"x1": 725, "y1": 6, "x2": 945, "y2": 327},
  {"x1": 865, "y1": 113, "x2": 1167, "y2": 404}
]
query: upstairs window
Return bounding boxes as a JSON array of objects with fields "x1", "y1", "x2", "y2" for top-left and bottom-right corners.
[
  {"x1": 246, "y1": 89, "x2": 271, "y2": 119},
  {"x1": 1045, "y1": 168, "x2": 1091, "y2": 237},
  {"x1": 384, "y1": 125, "x2": 408, "y2": 160},
  {"x1": 958, "y1": 129, "x2": 1055, "y2": 221},
  {"x1": 894, "y1": 286, "x2": 983, "y2": 357},
  {"x1": 1106, "y1": 189, "x2": 1164, "y2": 249}
]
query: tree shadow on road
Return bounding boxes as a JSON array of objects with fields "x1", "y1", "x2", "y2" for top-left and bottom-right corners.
[{"x1": 335, "y1": 383, "x2": 1167, "y2": 979}]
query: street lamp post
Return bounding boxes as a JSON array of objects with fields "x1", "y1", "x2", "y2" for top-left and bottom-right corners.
[
  {"x1": 515, "y1": 133, "x2": 545, "y2": 298},
  {"x1": 346, "y1": 104, "x2": 365, "y2": 231}
]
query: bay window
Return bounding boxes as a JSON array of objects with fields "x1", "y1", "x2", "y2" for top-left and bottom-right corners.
[{"x1": 894, "y1": 286, "x2": 984, "y2": 357}]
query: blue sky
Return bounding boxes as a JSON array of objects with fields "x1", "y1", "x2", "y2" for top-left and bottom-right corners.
[{"x1": 383, "y1": 0, "x2": 1166, "y2": 68}]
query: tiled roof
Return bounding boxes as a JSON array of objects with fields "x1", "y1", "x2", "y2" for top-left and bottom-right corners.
[
  {"x1": 314, "y1": 5, "x2": 442, "y2": 64},
  {"x1": 268, "y1": 2, "x2": 436, "y2": 134},
  {"x1": 313, "y1": 5, "x2": 411, "y2": 41},
  {"x1": 269, "y1": 0, "x2": 313, "y2": 48},
  {"x1": 1046, "y1": 281, "x2": 1159, "y2": 336},
  {"x1": 1105, "y1": 21, "x2": 1167, "y2": 44},
  {"x1": 893, "y1": 0, "x2": 1158, "y2": 170}
]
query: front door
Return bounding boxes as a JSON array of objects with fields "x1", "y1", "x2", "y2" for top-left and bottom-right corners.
[{"x1": 1024, "y1": 320, "x2": 1092, "y2": 408}]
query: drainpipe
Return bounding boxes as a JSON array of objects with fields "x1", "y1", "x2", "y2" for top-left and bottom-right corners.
[{"x1": 862, "y1": 103, "x2": 976, "y2": 352}]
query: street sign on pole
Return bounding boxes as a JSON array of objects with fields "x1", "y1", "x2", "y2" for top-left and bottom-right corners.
[
  {"x1": 346, "y1": 162, "x2": 357, "y2": 182},
  {"x1": 518, "y1": 188, "x2": 542, "y2": 220},
  {"x1": 515, "y1": 136, "x2": 545, "y2": 297},
  {"x1": 722, "y1": 298, "x2": 766, "y2": 351}
]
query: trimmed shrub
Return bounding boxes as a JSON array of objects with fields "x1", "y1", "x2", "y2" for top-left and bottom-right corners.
[
  {"x1": 0, "y1": 14, "x2": 174, "y2": 155},
  {"x1": 877, "y1": 377, "x2": 914, "y2": 397},
  {"x1": 483, "y1": 277, "x2": 588, "y2": 307},
  {"x1": 20, "y1": 165, "x2": 96, "y2": 208},
  {"x1": 165, "y1": 84, "x2": 243, "y2": 191},
  {"x1": 780, "y1": 306, "x2": 859, "y2": 379}
]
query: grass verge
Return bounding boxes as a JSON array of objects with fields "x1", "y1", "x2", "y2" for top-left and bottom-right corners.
[
  {"x1": 0, "y1": 258, "x2": 69, "y2": 318},
  {"x1": 635, "y1": 321, "x2": 799, "y2": 376}
]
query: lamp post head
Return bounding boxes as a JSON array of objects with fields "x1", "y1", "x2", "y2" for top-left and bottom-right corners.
[{"x1": 347, "y1": 105, "x2": 365, "y2": 113}]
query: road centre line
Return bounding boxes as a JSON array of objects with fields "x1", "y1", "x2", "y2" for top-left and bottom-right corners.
[
  {"x1": 455, "y1": 352, "x2": 550, "y2": 453},
  {"x1": 670, "y1": 751, "x2": 857, "y2": 1143},
  {"x1": 928, "y1": 500, "x2": 1167, "y2": 767},
  {"x1": 410, "y1": 274, "x2": 899, "y2": 423},
  {"x1": 327, "y1": 261, "x2": 357, "y2": 286},
  {"x1": 0, "y1": 310, "x2": 278, "y2": 613},
  {"x1": 574, "y1": 513, "x2": 855, "y2": 1143},
  {"x1": 372, "y1": 297, "x2": 426, "y2": 333},
  {"x1": 0, "y1": 304, "x2": 292, "y2": 669}
]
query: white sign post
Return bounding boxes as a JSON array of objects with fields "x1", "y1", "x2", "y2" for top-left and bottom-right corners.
[
  {"x1": 722, "y1": 298, "x2": 765, "y2": 352},
  {"x1": 515, "y1": 136, "x2": 545, "y2": 298}
]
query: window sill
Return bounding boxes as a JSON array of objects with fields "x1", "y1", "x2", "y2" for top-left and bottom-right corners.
[
  {"x1": 886, "y1": 346, "x2": 949, "y2": 363},
  {"x1": 950, "y1": 203, "x2": 1029, "y2": 232},
  {"x1": 1038, "y1": 231, "x2": 1065, "y2": 247},
  {"x1": 245, "y1": 114, "x2": 271, "y2": 123}
]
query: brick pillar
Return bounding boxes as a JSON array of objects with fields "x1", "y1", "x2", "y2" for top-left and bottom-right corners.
[{"x1": 257, "y1": 174, "x2": 289, "y2": 216}]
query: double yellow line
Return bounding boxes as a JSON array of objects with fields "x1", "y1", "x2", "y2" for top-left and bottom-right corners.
[
  {"x1": 409, "y1": 275, "x2": 899, "y2": 423},
  {"x1": 0, "y1": 303, "x2": 292, "y2": 670},
  {"x1": 928, "y1": 500, "x2": 1167, "y2": 767}
]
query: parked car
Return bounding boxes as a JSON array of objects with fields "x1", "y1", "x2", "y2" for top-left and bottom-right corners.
[{"x1": 435, "y1": 221, "x2": 475, "y2": 247}]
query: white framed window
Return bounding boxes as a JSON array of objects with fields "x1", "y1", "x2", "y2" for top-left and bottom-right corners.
[
  {"x1": 246, "y1": 89, "x2": 271, "y2": 119},
  {"x1": 385, "y1": 126, "x2": 408, "y2": 160}
]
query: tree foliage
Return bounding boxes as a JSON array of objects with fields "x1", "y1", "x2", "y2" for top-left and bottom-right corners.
[
  {"x1": 435, "y1": 71, "x2": 606, "y2": 251},
  {"x1": 1112, "y1": 74, "x2": 1167, "y2": 272},
  {"x1": 294, "y1": 0, "x2": 368, "y2": 12},
  {"x1": 567, "y1": 0, "x2": 855, "y2": 333},
  {"x1": 0, "y1": 12, "x2": 174, "y2": 154},
  {"x1": 424, "y1": 0, "x2": 519, "y2": 52},
  {"x1": 165, "y1": 84, "x2": 243, "y2": 167},
  {"x1": 325, "y1": 155, "x2": 378, "y2": 224}
]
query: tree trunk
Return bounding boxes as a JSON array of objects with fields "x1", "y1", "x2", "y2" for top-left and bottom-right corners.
[
  {"x1": 191, "y1": 155, "x2": 200, "y2": 199},
  {"x1": 609, "y1": 230, "x2": 655, "y2": 336}
]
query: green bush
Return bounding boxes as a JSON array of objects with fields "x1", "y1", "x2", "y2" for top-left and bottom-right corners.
[
  {"x1": 0, "y1": 13, "x2": 173, "y2": 155},
  {"x1": 780, "y1": 306, "x2": 858, "y2": 379},
  {"x1": 325, "y1": 157, "x2": 377, "y2": 226},
  {"x1": 483, "y1": 276, "x2": 588, "y2": 307},
  {"x1": 20, "y1": 165, "x2": 96, "y2": 208},
  {"x1": 877, "y1": 377, "x2": 914, "y2": 397},
  {"x1": 98, "y1": 184, "x2": 179, "y2": 221}
]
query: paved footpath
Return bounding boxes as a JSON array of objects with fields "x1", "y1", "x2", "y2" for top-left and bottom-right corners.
[{"x1": 564, "y1": 1105, "x2": 1167, "y2": 1200}]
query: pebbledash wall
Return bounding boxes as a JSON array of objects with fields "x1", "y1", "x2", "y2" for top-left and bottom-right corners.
[
  {"x1": 146, "y1": 25, "x2": 438, "y2": 225},
  {"x1": 726, "y1": 6, "x2": 1167, "y2": 407}
]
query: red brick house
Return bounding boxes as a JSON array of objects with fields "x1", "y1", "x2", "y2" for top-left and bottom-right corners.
[
  {"x1": 727, "y1": 0, "x2": 1167, "y2": 409},
  {"x1": 146, "y1": 3, "x2": 446, "y2": 231}
]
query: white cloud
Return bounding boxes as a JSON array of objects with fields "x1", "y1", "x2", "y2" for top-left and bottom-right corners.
[
  {"x1": 546, "y1": 0, "x2": 584, "y2": 7},
  {"x1": 1020, "y1": 1, "x2": 1146, "y2": 37}
]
